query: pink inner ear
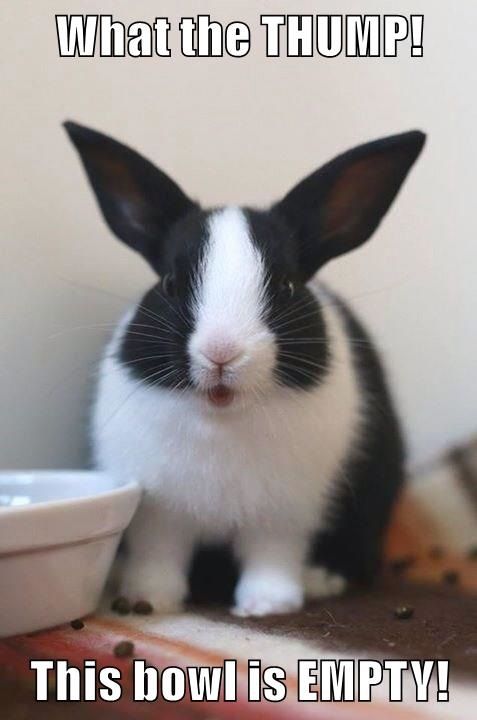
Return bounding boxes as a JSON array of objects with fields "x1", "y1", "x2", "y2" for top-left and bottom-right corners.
[
  {"x1": 323, "y1": 154, "x2": 396, "y2": 240},
  {"x1": 90, "y1": 150, "x2": 152, "y2": 233},
  {"x1": 93, "y1": 151, "x2": 143, "y2": 202}
]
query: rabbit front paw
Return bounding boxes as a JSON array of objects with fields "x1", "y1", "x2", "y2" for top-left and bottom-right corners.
[{"x1": 119, "y1": 561, "x2": 187, "y2": 613}]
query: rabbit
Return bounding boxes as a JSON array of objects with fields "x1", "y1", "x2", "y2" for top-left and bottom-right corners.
[{"x1": 65, "y1": 121, "x2": 425, "y2": 617}]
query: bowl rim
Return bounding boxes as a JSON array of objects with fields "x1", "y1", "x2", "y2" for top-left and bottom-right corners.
[
  {"x1": 0, "y1": 470, "x2": 138, "y2": 515},
  {"x1": 0, "y1": 471, "x2": 141, "y2": 554}
]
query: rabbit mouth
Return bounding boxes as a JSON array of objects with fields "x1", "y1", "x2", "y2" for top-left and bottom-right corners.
[{"x1": 207, "y1": 384, "x2": 235, "y2": 407}]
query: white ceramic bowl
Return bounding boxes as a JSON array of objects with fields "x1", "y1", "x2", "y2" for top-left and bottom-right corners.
[{"x1": 0, "y1": 471, "x2": 140, "y2": 637}]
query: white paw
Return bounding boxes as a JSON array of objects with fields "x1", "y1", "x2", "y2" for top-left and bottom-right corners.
[
  {"x1": 304, "y1": 566, "x2": 347, "y2": 599},
  {"x1": 232, "y1": 572, "x2": 303, "y2": 617},
  {"x1": 119, "y1": 562, "x2": 187, "y2": 613}
]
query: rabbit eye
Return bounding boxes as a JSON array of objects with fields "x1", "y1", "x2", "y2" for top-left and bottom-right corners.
[
  {"x1": 280, "y1": 277, "x2": 295, "y2": 298},
  {"x1": 161, "y1": 273, "x2": 176, "y2": 297}
]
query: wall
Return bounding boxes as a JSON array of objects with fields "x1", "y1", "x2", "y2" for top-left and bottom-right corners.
[{"x1": 2, "y1": 0, "x2": 476, "y2": 470}]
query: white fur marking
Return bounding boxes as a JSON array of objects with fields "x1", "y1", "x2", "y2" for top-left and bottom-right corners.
[
  {"x1": 195, "y1": 207, "x2": 266, "y2": 336},
  {"x1": 188, "y1": 207, "x2": 275, "y2": 392},
  {"x1": 304, "y1": 566, "x2": 347, "y2": 599}
]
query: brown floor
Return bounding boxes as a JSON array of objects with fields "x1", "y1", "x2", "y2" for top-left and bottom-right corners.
[
  {"x1": 1, "y1": 579, "x2": 476, "y2": 719},
  {"x1": 206, "y1": 578, "x2": 477, "y2": 678}
]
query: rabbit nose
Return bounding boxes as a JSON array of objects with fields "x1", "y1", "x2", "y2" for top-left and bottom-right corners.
[{"x1": 201, "y1": 339, "x2": 242, "y2": 368}]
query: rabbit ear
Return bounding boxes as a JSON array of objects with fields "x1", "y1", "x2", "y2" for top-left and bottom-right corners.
[
  {"x1": 274, "y1": 131, "x2": 426, "y2": 280},
  {"x1": 64, "y1": 121, "x2": 197, "y2": 271}
]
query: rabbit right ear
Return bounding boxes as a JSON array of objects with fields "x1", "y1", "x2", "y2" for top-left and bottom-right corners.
[
  {"x1": 64, "y1": 121, "x2": 197, "y2": 271},
  {"x1": 274, "y1": 130, "x2": 426, "y2": 280}
]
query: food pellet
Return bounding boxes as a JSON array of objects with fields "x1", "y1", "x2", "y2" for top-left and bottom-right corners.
[
  {"x1": 70, "y1": 619, "x2": 84, "y2": 630},
  {"x1": 394, "y1": 606, "x2": 414, "y2": 620},
  {"x1": 442, "y1": 570, "x2": 459, "y2": 585},
  {"x1": 133, "y1": 600, "x2": 153, "y2": 615},
  {"x1": 111, "y1": 596, "x2": 131, "y2": 615},
  {"x1": 114, "y1": 640, "x2": 134, "y2": 658}
]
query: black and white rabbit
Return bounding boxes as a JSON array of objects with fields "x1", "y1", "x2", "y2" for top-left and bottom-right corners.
[{"x1": 65, "y1": 122, "x2": 425, "y2": 616}]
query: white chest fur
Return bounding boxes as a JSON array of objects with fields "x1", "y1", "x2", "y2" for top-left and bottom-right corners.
[{"x1": 92, "y1": 286, "x2": 362, "y2": 540}]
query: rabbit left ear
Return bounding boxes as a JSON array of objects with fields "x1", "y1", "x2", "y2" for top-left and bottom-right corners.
[
  {"x1": 64, "y1": 121, "x2": 197, "y2": 272},
  {"x1": 274, "y1": 130, "x2": 426, "y2": 280}
]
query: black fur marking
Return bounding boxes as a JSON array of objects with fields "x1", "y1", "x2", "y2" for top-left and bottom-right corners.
[
  {"x1": 246, "y1": 209, "x2": 330, "y2": 390},
  {"x1": 270, "y1": 285, "x2": 329, "y2": 390},
  {"x1": 310, "y1": 294, "x2": 405, "y2": 585},
  {"x1": 118, "y1": 282, "x2": 192, "y2": 390},
  {"x1": 117, "y1": 208, "x2": 209, "y2": 389},
  {"x1": 188, "y1": 544, "x2": 239, "y2": 607}
]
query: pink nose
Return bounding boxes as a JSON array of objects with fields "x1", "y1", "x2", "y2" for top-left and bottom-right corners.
[{"x1": 201, "y1": 340, "x2": 242, "y2": 367}]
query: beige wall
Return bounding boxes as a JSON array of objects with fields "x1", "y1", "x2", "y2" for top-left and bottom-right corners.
[{"x1": 2, "y1": 1, "x2": 476, "y2": 470}]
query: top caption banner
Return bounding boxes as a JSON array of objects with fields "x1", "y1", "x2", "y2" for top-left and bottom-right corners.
[{"x1": 56, "y1": 14, "x2": 424, "y2": 59}]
